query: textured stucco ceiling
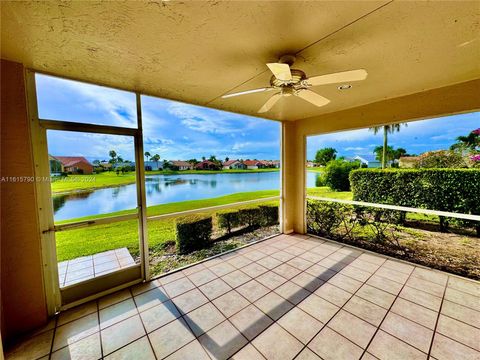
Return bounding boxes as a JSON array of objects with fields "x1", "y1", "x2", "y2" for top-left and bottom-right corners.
[{"x1": 1, "y1": 1, "x2": 479, "y2": 121}]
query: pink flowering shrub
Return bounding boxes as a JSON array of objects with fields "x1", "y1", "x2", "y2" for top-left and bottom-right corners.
[{"x1": 471, "y1": 154, "x2": 480, "y2": 162}]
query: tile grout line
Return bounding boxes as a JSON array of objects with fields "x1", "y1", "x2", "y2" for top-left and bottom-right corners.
[
  {"x1": 359, "y1": 266, "x2": 424, "y2": 358},
  {"x1": 158, "y1": 238, "x2": 396, "y2": 358},
  {"x1": 47, "y1": 316, "x2": 59, "y2": 360},
  {"x1": 129, "y1": 287, "x2": 159, "y2": 360},
  {"x1": 426, "y1": 275, "x2": 449, "y2": 359},
  {"x1": 190, "y1": 238, "x2": 323, "y2": 357},
  {"x1": 227, "y1": 239, "x2": 374, "y2": 358},
  {"x1": 291, "y1": 255, "x2": 389, "y2": 359},
  {"x1": 96, "y1": 300, "x2": 104, "y2": 359}
]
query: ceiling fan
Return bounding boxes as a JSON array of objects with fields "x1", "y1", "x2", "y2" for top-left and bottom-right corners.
[{"x1": 222, "y1": 55, "x2": 367, "y2": 113}]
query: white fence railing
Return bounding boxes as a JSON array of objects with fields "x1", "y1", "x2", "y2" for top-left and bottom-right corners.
[{"x1": 307, "y1": 196, "x2": 480, "y2": 222}]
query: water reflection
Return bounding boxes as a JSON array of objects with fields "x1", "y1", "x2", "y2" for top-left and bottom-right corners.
[
  {"x1": 52, "y1": 191, "x2": 93, "y2": 213},
  {"x1": 53, "y1": 172, "x2": 319, "y2": 221}
]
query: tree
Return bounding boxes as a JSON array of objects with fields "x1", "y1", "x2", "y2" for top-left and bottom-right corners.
[
  {"x1": 369, "y1": 123, "x2": 407, "y2": 168},
  {"x1": 393, "y1": 148, "x2": 407, "y2": 159},
  {"x1": 315, "y1": 147, "x2": 337, "y2": 166},
  {"x1": 450, "y1": 129, "x2": 480, "y2": 152},
  {"x1": 225, "y1": 157, "x2": 229, "y2": 162},
  {"x1": 151, "y1": 154, "x2": 160, "y2": 168},
  {"x1": 202, "y1": 156, "x2": 206, "y2": 161},
  {"x1": 109, "y1": 150, "x2": 117, "y2": 164},
  {"x1": 93, "y1": 160, "x2": 100, "y2": 165},
  {"x1": 373, "y1": 145, "x2": 395, "y2": 165},
  {"x1": 414, "y1": 150, "x2": 468, "y2": 168},
  {"x1": 322, "y1": 159, "x2": 361, "y2": 191},
  {"x1": 188, "y1": 158, "x2": 199, "y2": 165},
  {"x1": 144, "y1": 151, "x2": 151, "y2": 162}
]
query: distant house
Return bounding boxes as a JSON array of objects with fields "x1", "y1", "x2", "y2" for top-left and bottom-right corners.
[
  {"x1": 49, "y1": 155, "x2": 64, "y2": 175},
  {"x1": 99, "y1": 162, "x2": 112, "y2": 171},
  {"x1": 196, "y1": 160, "x2": 218, "y2": 170},
  {"x1": 113, "y1": 162, "x2": 135, "y2": 170},
  {"x1": 271, "y1": 160, "x2": 280, "y2": 168},
  {"x1": 54, "y1": 156, "x2": 94, "y2": 174},
  {"x1": 399, "y1": 156, "x2": 419, "y2": 168},
  {"x1": 222, "y1": 160, "x2": 246, "y2": 170},
  {"x1": 144, "y1": 161, "x2": 163, "y2": 171},
  {"x1": 170, "y1": 160, "x2": 194, "y2": 170},
  {"x1": 258, "y1": 160, "x2": 271, "y2": 169},
  {"x1": 306, "y1": 161, "x2": 315, "y2": 168},
  {"x1": 352, "y1": 155, "x2": 381, "y2": 168},
  {"x1": 243, "y1": 160, "x2": 262, "y2": 170}
]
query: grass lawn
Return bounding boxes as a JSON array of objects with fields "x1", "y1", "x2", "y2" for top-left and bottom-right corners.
[
  {"x1": 51, "y1": 168, "x2": 279, "y2": 194},
  {"x1": 55, "y1": 190, "x2": 280, "y2": 261},
  {"x1": 306, "y1": 167, "x2": 324, "y2": 173},
  {"x1": 306, "y1": 186, "x2": 353, "y2": 200}
]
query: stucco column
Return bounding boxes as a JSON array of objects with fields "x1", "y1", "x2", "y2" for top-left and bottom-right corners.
[
  {"x1": 281, "y1": 121, "x2": 306, "y2": 234},
  {"x1": 1, "y1": 59, "x2": 48, "y2": 341}
]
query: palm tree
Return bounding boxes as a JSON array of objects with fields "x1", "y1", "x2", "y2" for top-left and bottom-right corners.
[
  {"x1": 450, "y1": 130, "x2": 480, "y2": 151},
  {"x1": 369, "y1": 123, "x2": 407, "y2": 168},
  {"x1": 150, "y1": 154, "x2": 160, "y2": 169},
  {"x1": 109, "y1": 150, "x2": 117, "y2": 164},
  {"x1": 144, "y1": 151, "x2": 151, "y2": 162}
]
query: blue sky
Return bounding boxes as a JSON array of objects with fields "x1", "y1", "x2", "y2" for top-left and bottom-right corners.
[
  {"x1": 307, "y1": 112, "x2": 479, "y2": 160},
  {"x1": 38, "y1": 74, "x2": 281, "y2": 162},
  {"x1": 37, "y1": 74, "x2": 478, "y2": 163}
]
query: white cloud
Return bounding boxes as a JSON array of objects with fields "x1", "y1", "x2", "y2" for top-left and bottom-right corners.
[
  {"x1": 344, "y1": 146, "x2": 368, "y2": 151},
  {"x1": 37, "y1": 74, "x2": 137, "y2": 128},
  {"x1": 145, "y1": 137, "x2": 174, "y2": 145},
  {"x1": 167, "y1": 102, "x2": 257, "y2": 135}
]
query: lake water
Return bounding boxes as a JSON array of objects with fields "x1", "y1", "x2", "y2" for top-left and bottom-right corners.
[{"x1": 53, "y1": 171, "x2": 321, "y2": 221}]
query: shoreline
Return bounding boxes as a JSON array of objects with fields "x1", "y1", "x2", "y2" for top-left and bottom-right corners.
[{"x1": 51, "y1": 168, "x2": 281, "y2": 195}]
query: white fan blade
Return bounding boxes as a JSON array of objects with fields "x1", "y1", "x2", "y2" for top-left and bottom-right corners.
[
  {"x1": 258, "y1": 93, "x2": 282, "y2": 113},
  {"x1": 307, "y1": 69, "x2": 367, "y2": 86},
  {"x1": 222, "y1": 87, "x2": 274, "y2": 99},
  {"x1": 266, "y1": 63, "x2": 292, "y2": 81},
  {"x1": 296, "y1": 90, "x2": 330, "y2": 107}
]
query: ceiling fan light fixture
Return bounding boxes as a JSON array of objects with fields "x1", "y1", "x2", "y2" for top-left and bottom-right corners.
[{"x1": 338, "y1": 84, "x2": 352, "y2": 90}]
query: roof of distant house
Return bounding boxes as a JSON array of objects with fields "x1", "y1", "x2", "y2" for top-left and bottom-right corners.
[
  {"x1": 399, "y1": 155, "x2": 420, "y2": 161},
  {"x1": 195, "y1": 160, "x2": 216, "y2": 168},
  {"x1": 243, "y1": 160, "x2": 260, "y2": 166},
  {"x1": 54, "y1": 156, "x2": 92, "y2": 167},
  {"x1": 354, "y1": 154, "x2": 379, "y2": 163},
  {"x1": 171, "y1": 160, "x2": 192, "y2": 167},
  {"x1": 222, "y1": 159, "x2": 240, "y2": 166}
]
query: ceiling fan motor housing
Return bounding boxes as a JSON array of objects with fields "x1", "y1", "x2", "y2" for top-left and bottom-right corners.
[{"x1": 270, "y1": 69, "x2": 306, "y2": 87}]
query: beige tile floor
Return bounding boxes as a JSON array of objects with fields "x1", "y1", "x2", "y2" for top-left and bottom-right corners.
[
  {"x1": 58, "y1": 248, "x2": 136, "y2": 287},
  {"x1": 6, "y1": 234, "x2": 480, "y2": 360}
]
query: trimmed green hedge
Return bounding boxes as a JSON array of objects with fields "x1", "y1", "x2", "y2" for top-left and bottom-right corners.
[
  {"x1": 350, "y1": 169, "x2": 480, "y2": 233},
  {"x1": 175, "y1": 214, "x2": 212, "y2": 254},
  {"x1": 259, "y1": 205, "x2": 279, "y2": 226},
  {"x1": 217, "y1": 205, "x2": 279, "y2": 234},
  {"x1": 217, "y1": 209, "x2": 245, "y2": 234}
]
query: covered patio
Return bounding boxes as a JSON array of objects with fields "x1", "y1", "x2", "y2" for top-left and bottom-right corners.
[{"x1": 6, "y1": 234, "x2": 479, "y2": 359}]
